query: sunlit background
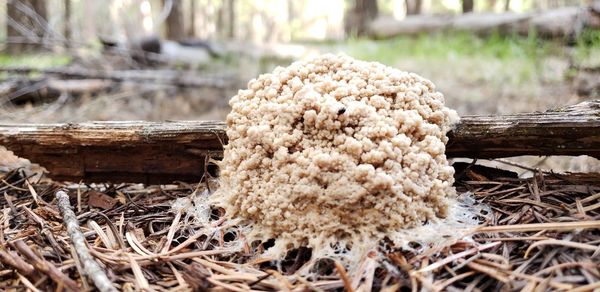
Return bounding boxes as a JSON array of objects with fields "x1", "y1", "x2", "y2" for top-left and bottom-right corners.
[{"x1": 0, "y1": 0, "x2": 590, "y2": 42}]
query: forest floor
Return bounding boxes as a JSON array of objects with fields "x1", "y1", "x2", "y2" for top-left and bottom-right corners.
[
  {"x1": 0, "y1": 32, "x2": 599, "y2": 172},
  {"x1": 0, "y1": 33, "x2": 599, "y2": 291},
  {"x1": 0, "y1": 158, "x2": 599, "y2": 291}
]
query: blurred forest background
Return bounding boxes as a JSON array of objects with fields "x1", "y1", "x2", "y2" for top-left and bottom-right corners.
[{"x1": 0, "y1": 0, "x2": 599, "y2": 172}]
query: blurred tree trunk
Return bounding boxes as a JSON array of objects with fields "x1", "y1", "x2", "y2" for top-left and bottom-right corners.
[
  {"x1": 217, "y1": 0, "x2": 236, "y2": 39},
  {"x1": 345, "y1": 0, "x2": 379, "y2": 36},
  {"x1": 227, "y1": 0, "x2": 235, "y2": 38},
  {"x1": 188, "y1": 0, "x2": 195, "y2": 37},
  {"x1": 217, "y1": 1, "x2": 224, "y2": 37},
  {"x1": 287, "y1": 0, "x2": 294, "y2": 40},
  {"x1": 164, "y1": 0, "x2": 185, "y2": 41},
  {"x1": 463, "y1": 0, "x2": 474, "y2": 13},
  {"x1": 504, "y1": 0, "x2": 511, "y2": 11},
  {"x1": 64, "y1": 0, "x2": 71, "y2": 46},
  {"x1": 405, "y1": 0, "x2": 422, "y2": 15},
  {"x1": 6, "y1": 0, "x2": 48, "y2": 53}
]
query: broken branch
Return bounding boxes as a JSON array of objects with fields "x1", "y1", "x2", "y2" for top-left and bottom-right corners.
[{"x1": 55, "y1": 189, "x2": 117, "y2": 292}]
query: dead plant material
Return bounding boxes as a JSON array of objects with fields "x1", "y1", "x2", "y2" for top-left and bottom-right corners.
[
  {"x1": 0, "y1": 164, "x2": 598, "y2": 290},
  {"x1": 55, "y1": 189, "x2": 117, "y2": 292}
]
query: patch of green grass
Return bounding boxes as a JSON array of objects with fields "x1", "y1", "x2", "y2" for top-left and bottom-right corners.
[
  {"x1": 0, "y1": 53, "x2": 71, "y2": 68},
  {"x1": 576, "y1": 29, "x2": 600, "y2": 50},
  {"x1": 573, "y1": 29, "x2": 600, "y2": 67},
  {"x1": 341, "y1": 32, "x2": 562, "y2": 66},
  {"x1": 313, "y1": 32, "x2": 580, "y2": 88}
]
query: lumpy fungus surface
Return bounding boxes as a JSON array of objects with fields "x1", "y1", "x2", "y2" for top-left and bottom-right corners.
[{"x1": 213, "y1": 54, "x2": 460, "y2": 255}]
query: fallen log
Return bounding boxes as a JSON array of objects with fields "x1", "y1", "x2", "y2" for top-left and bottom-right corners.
[
  {"x1": 447, "y1": 100, "x2": 599, "y2": 158},
  {"x1": 0, "y1": 78, "x2": 113, "y2": 106},
  {"x1": 0, "y1": 100, "x2": 598, "y2": 184},
  {"x1": 46, "y1": 79, "x2": 114, "y2": 94},
  {"x1": 0, "y1": 78, "x2": 61, "y2": 105},
  {"x1": 369, "y1": 3, "x2": 600, "y2": 39},
  {"x1": 0, "y1": 66, "x2": 234, "y2": 89}
]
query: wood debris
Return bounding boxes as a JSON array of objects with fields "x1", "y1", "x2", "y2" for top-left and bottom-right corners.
[
  {"x1": 1, "y1": 100, "x2": 598, "y2": 183},
  {"x1": 0, "y1": 164, "x2": 598, "y2": 290}
]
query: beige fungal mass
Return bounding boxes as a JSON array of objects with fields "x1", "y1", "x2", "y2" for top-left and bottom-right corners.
[{"x1": 214, "y1": 54, "x2": 459, "y2": 252}]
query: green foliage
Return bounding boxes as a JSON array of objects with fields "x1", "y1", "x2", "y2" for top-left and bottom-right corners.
[
  {"x1": 310, "y1": 32, "x2": 592, "y2": 110},
  {"x1": 325, "y1": 32, "x2": 576, "y2": 88},
  {"x1": 577, "y1": 29, "x2": 600, "y2": 48},
  {"x1": 343, "y1": 32, "x2": 562, "y2": 65},
  {"x1": 573, "y1": 29, "x2": 600, "y2": 68},
  {"x1": 0, "y1": 54, "x2": 71, "y2": 68}
]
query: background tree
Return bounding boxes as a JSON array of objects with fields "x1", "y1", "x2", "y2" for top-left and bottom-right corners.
[
  {"x1": 217, "y1": 0, "x2": 236, "y2": 39},
  {"x1": 64, "y1": 0, "x2": 71, "y2": 46},
  {"x1": 188, "y1": 0, "x2": 196, "y2": 37},
  {"x1": 5, "y1": 0, "x2": 48, "y2": 53},
  {"x1": 345, "y1": 0, "x2": 379, "y2": 36},
  {"x1": 405, "y1": 0, "x2": 422, "y2": 15},
  {"x1": 227, "y1": 0, "x2": 235, "y2": 39},
  {"x1": 163, "y1": 0, "x2": 185, "y2": 40},
  {"x1": 463, "y1": 0, "x2": 474, "y2": 13}
]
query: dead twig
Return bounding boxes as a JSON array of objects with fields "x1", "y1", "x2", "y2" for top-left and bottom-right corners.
[
  {"x1": 11, "y1": 239, "x2": 79, "y2": 291},
  {"x1": 0, "y1": 248, "x2": 35, "y2": 276},
  {"x1": 55, "y1": 189, "x2": 117, "y2": 292}
]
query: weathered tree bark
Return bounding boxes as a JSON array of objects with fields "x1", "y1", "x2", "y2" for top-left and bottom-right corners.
[
  {"x1": 0, "y1": 101, "x2": 598, "y2": 184},
  {"x1": 6, "y1": 0, "x2": 48, "y2": 53},
  {"x1": 369, "y1": 3, "x2": 600, "y2": 39},
  {"x1": 446, "y1": 100, "x2": 600, "y2": 159},
  {"x1": 0, "y1": 121, "x2": 226, "y2": 184},
  {"x1": 164, "y1": 0, "x2": 185, "y2": 41}
]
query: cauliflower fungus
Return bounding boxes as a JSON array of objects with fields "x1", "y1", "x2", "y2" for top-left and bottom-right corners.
[{"x1": 213, "y1": 54, "x2": 460, "y2": 255}]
